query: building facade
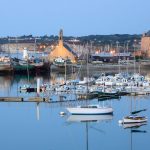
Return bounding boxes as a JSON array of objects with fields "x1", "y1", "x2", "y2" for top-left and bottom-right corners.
[
  {"x1": 141, "y1": 31, "x2": 150, "y2": 57},
  {"x1": 48, "y1": 29, "x2": 77, "y2": 63}
]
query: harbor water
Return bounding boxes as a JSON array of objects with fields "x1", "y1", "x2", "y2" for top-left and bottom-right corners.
[{"x1": 0, "y1": 72, "x2": 150, "y2": 150}]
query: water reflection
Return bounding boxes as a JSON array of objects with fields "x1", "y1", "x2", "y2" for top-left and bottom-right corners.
[
  {"x1": 0, "y1": 71, "x2": 150, "y2": 150},
  {"x1": 119, "y1": 118, "x2": 147, "y2": 150},
  {"x1": 66, "y1": 114, "x2": 113, "y2": 150},
  {"x1": 120, "y1": 122, "x2": 147, "y2": 129},
  {"x1": 36, "y1": 103, "x2": 40, "y2": 121},
  {"x1": 67, "y1": 114, "x2": 113, "y2": 123},
  {"x1": 130, "y1": 126, "x2": 147, "y2": 150}
]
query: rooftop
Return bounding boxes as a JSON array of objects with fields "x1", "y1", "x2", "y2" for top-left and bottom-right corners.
[{"x1": 143, "y1": 30, "x2": 150, "y2": 37}]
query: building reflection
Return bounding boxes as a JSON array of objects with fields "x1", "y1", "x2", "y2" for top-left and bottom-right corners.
[{"x1": 0, "y1": 76, "x2": 13, "y2": 91}]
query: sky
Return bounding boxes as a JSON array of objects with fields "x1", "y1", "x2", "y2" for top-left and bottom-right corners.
[{"x1": 0, "y1": 0, "x2": 150, "y2": 36}]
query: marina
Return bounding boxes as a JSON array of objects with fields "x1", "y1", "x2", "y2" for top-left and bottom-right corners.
[
  {"x1": 0, "y1": 71, "x2": 150, "y2": 150},
  {"x1": 1, "y1": 0, "x2": 150, "y2": 149},
  {"x1": 0, "y1": 37, "x2": 150, "y2": 149}
]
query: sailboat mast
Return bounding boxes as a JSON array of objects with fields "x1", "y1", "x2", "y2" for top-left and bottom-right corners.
[
  {"x1": 126, "y1": 41, "x2": 129, "y2": 74},
  {"x1": 116, "y1": 41, "x2": 120, "y2": 73},
  {"x1": 86, "y1": 43, "x2": 89, "y2": 93},
  {"x1": 16, "y1": 37, "x2": 19, "y2": 58},
  {"x1": 65, "y1": 60, "x2": 67, "y2": 83},
  {"x1": 34, "y1": 38, "x2": 37, "y2": 58},
  {"x1": 133, "y1": 40, "x2": 136, "y2": 74},
  {"x1": 8, "y1": 38, "x2": 10, "y2": 57}
]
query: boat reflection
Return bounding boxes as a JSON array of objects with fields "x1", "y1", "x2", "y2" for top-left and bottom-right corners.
[
  {"x1": 67, "y1": 114, "x2": 113, "y2": 150},
  {"x1": 120, "y1": 122, "x2": 147, "y2": 129},
  {"x1": 67, "y1": 114, "x2": 113, "y2": 123}
]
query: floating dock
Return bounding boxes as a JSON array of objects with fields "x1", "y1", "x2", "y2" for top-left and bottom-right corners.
[{"x1": 0, "y1": 97, "x2": 23, "y2": 102}]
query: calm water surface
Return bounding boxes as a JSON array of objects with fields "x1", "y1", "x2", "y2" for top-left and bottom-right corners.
[{"x1": 0, "y1": 73, "x2": 150, "y2": 150}]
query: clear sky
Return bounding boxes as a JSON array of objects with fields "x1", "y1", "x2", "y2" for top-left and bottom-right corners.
[{"x1": 0, "y1": 0, "x2": 150, "y2": 36}]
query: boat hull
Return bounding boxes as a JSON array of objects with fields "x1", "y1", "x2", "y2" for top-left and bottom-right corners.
[
  {"x1": 121, "y1": 118, "x2": 148, "y2": 124},
  {"x1": 67, "y1": 107, "x2": 113, "y2": 115},
  {"x1": 119, "y1": 116, "x2": 148, "y2": 124}
]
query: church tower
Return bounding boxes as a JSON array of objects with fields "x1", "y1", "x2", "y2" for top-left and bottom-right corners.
[
  {"x1": 48, "y1": 29, "x2": 77, "y2": 63},
  {"x1": 59, "y1": 29, "x2": 63, "y2": 46}
]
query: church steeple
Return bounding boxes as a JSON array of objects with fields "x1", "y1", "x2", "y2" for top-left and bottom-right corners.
[
  {"x1": 59, "y1": 29, "x2": 63, "y2": 40},
  {"x1": 59, "y1": 29, "x2": 63, "y2": 46},
  {"x1": 49, "y1": 29, "x2": 77, "y2": 63}
]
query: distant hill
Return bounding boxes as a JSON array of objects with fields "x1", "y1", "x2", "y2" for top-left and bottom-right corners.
[{"x1": 0, "y1": 34, "x2": 141, "y2": 46}]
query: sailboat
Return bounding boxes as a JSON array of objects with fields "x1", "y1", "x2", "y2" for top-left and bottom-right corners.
[
  {"x1": 66, "y1": 46, "x2": 113, "y2": 115},
  {"x1": 118, "y1": 115, "x2": 148, "y2": 124},
  {"x1": 119, "y1": 96, "x2": 148, "y2": 124},
  {"x1": 67, "y1": 105, "x2": 113, "y2": 115}
]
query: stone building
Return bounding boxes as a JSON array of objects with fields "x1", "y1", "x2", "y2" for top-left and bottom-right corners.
[
  {"x1": 141, "y1": 31, "x2": 150, "y2": 57},
  {"x1": 48, "y1": 29, "x2": 77, "y2": 63}
]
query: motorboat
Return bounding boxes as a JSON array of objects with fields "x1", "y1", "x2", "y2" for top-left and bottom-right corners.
[
  {"x1": 66, "y1": 105, "x2": 113, "y2": 115},
  {"x1": 118, "y1": 115, "x2": 148, "y2": 124},
  {"x1": 20, "y1": 84, "x2": 36, "y2": 92},
  {"x1": 78, "y1": 77, "x2": 95, "y2": 85}
]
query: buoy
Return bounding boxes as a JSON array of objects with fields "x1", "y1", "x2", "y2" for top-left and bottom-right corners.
[
  {"x1": 60, "y1": 111, "x2": 66, "y2": 116},
  {"x1": 118, "y1": 120, "x2": 123, "y2": 124}
]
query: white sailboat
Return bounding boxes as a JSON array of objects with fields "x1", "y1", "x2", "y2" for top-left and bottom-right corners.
[
  {"x1": 67, "y1": 105, "x2": 113, "y2": 115},
  {"x1": 119, "y1": 96, "x2": 148, "y2": 124},
  {"x1": 66, "y1": 49, "x2": 113, "y2": 115},
  {"x1": 118, "y1": 115, "x2": 148, "y2": 124}
]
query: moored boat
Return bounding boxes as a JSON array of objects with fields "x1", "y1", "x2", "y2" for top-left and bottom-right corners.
[
  {"x1": 0, "y1": 56, "x2": 13, "y2": 71},
  {"x1": 67, "y1": 105, "x2": 113, "y2": 115},
  {"x1": 118, "y1": 115, "x2": 148, "y2": 124}
]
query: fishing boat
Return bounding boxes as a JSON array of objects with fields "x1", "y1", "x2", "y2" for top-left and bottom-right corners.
[
  {"x1": 0, "y1": 56, "x2": 13, "y2": 71},
  {"x1": 118, "y1": 115, "x2": 148, "y2": 124},
  {"x1": 13, "y1": 59, "x2": 35, "y2": 71},
  {"x1": 31, "y1": 59, "x2": 44, "y2": 68},
  {"x1": 53, "y1": 57, "x2": 72, "y2": 67},
  {"x1": 66, "y1": 105, "x2": 113, "y2": 115}
]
